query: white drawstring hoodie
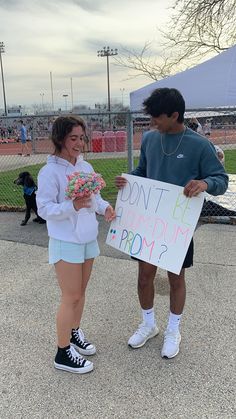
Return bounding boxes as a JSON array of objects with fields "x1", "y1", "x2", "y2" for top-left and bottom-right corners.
[{"x1": 36, "y1": 155, "x2": 109, "y2": 244}]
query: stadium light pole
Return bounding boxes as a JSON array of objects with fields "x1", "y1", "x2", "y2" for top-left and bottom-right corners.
[
  {"x1": 50, "y1": 71, "x2": 54, "y2": 111},
  {"x1": 62, "y1": 94, "x2": 68, "y2": 111},
  {"x1": 40, "y1": 93, "x2": 45, "y2": 111},
  {"x1": 70, "y1": 77, "x2": 74, "y2": 110},
  {"x1": 0, "y1": 41, "x2": 7, "y2": 116},
  {"x1": 97, "y1": 46, "x2": 118, "y2": 127},
  {"x1": 120, "y1": 87, "x2": 125, "y2": 107}
]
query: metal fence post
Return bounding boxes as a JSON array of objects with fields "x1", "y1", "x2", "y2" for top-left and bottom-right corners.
[
  {"x1": 127, "y1": 111, "x2": 134, "y2": 172},
  {"x1": 31, "y1": 120, "x2": 36, "y2": 154}
]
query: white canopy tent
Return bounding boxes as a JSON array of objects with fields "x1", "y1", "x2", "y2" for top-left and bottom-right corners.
[{"x1": 130, "y1": 45, "x2": 236, "y2": 111}]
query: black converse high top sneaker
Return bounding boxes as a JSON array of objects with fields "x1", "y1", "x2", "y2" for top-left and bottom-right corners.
[
  {"x1": 54, "y1": 345, "x2": 93, "y2": 374},
  {"x1": 70, "y1": 328, "x2": 96, "y2": 355}
]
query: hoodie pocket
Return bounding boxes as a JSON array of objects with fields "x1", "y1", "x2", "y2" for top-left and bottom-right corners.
[{"x1": 75, "y1": 213, "x2": 98, "y2": 243}]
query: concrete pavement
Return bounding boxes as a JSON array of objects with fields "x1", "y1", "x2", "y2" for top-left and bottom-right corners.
[{"x1": 0, "y1": 212, "x2": 236, "y2": 418}]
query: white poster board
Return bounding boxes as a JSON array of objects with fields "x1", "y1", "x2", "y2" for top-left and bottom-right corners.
[{"x1": 106, "y1": 174, "x2": 204, "y2": 274}]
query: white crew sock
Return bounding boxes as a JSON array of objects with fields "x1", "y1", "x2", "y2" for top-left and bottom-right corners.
[
  {"x1": 167, "y1": 311, "x2": 182, "y2": 332},
  {"x1": 142, "y1": 307, "x2": 156, "y2": 328}
]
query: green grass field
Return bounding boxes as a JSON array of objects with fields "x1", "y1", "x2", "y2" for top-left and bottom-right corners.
[
  {"x1": 224, "y1": 149, "x2": 236, "y2": 173},
  {"x1": 0, "y1": 158, "x2": 131, "y2": 207},
  {"x1": 0, "y1": 151, "x2": 235, "y2": 208}
]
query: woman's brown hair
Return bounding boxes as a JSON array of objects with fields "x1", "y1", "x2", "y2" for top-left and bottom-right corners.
[{"x1": 51, "y1": 115, "x2": 87, "y2": 152}]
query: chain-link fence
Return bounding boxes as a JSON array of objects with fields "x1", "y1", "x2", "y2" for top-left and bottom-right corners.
[{"x1": 0, "y1": 110, "x2": 235, "y2": 221}]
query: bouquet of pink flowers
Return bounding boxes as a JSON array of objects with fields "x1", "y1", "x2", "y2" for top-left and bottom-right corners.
[{"x1": 65, "y1": 172, "x2": 106, "y2": 200}]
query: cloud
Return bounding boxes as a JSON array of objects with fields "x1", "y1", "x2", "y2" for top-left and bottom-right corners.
[
  {"x1": 72, "y1": 0, "x2": 107, "y2": 12},
  {"x1": 0, "y1": 0, "x2": 171, "y2": 108},
  {"x1": 0, "y1": 0, "x2": 40, "y2": 9},
  {"x1": 0, "y1": 0, "x2": 105, "y2": 12},
  {"x1": 0, "y1": 0, "x2": 157, "y2": 12},
  {"x1": 0, "y1": 0, "x2": 20, "y2": 8}
]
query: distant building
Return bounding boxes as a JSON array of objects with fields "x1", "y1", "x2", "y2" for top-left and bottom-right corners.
[{"x1": 7, "y1": 107, "x2": 22, "y2": 117}]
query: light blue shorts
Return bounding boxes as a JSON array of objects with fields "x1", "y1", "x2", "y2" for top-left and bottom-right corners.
[{"x1": 48, "y1": 238, "x2": 100, "y2": 264}]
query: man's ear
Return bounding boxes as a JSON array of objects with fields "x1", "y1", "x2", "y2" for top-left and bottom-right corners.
[{"x1": 171, "y1": 112, "x2": 179, "y2": 122}]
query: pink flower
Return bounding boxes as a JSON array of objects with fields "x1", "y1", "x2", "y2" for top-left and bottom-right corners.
[{"x1": 65, "y1": 172, "x2": 106, "y2": 200}]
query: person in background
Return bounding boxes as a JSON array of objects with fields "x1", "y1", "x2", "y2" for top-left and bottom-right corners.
[
  {"x1": 36, "y1": 115, "x2": 115, "y2": 374},
  {"x1": 189, "y1": 117, "x2": 225, "y2": 166},
  {"x1": 188, "y1": 117, "x2": 203, "y2": 134},
  {"x1": 189, "y1": 124, "x2": 235, "y2": 217},
  {"x1": 115, "y1": 88, "x2": 228, "y2": 359},
  {"x1": 18, "y1": 120, "x2": 31, "y2": 156},
  {"x1": 203, "y1": 119, "x2": 212, "y2": 137},
  {"x1": 214, "y1": 145, "x2": 225, "y2": 166}
]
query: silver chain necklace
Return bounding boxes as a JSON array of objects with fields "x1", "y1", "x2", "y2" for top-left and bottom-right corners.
[{"x1": 160, "y1": 127, "x2": 186, "y2": 156}]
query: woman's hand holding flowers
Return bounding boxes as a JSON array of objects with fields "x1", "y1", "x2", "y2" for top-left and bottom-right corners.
[{"x1": 73, "y1": 195, "x2": 92, "y2": 211}]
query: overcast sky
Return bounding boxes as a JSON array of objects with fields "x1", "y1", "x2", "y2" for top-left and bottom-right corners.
[{"x1": 0, "y1": 0, "x2": 172, "y2": 111}]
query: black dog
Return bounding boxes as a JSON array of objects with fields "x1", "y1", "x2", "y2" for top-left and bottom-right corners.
[{"x1": 14, "y1": 171, "x2": 46, "y2": 226}]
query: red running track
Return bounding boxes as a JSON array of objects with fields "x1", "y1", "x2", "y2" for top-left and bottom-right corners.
[{"x1": 0, "y1": 130, "x2": 236, "y2": 155}]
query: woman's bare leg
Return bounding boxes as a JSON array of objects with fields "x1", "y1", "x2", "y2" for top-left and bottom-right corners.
[
  {"x1": 55, "y1": 261, "x2": 83, "y2": 348},
  {"x1": 73, "y1": 258, "x2": 94, "y2": 329}
]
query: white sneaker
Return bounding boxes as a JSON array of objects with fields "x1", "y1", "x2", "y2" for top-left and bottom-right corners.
[
  {"x1": 161, "y1": 329, "x2": 181, "y2": 358},
  {"x1": 128, "y1": 322, "x2": 159, "y2": 348}
]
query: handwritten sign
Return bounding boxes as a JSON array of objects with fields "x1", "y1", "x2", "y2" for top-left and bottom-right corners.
[{"x1": 106, "y1": 174, "x2": 204, "y2": 274}]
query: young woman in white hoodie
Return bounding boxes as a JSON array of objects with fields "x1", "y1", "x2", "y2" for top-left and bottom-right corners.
[{"x1": 36, "y1": 116, "x2": 115, "y2": 374}]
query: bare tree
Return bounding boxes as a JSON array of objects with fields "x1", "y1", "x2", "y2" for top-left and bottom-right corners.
[
  {"x1": 163, "y1": 0, "x2": 236, "y2": 60},
  {"x1": 116, "y1": 0, "x2": 236, "y2": 81},
  {"x1": 172, "y1": 0, "x2": 235, "y2": 35},
  {"x1": 115, "y1": 43, "x2": 175, "y2": 81}
]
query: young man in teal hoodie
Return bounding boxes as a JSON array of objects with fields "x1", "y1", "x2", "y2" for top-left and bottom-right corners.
[{"x1": 116, "y1": 88, "x2": 228, "y2": 359}]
